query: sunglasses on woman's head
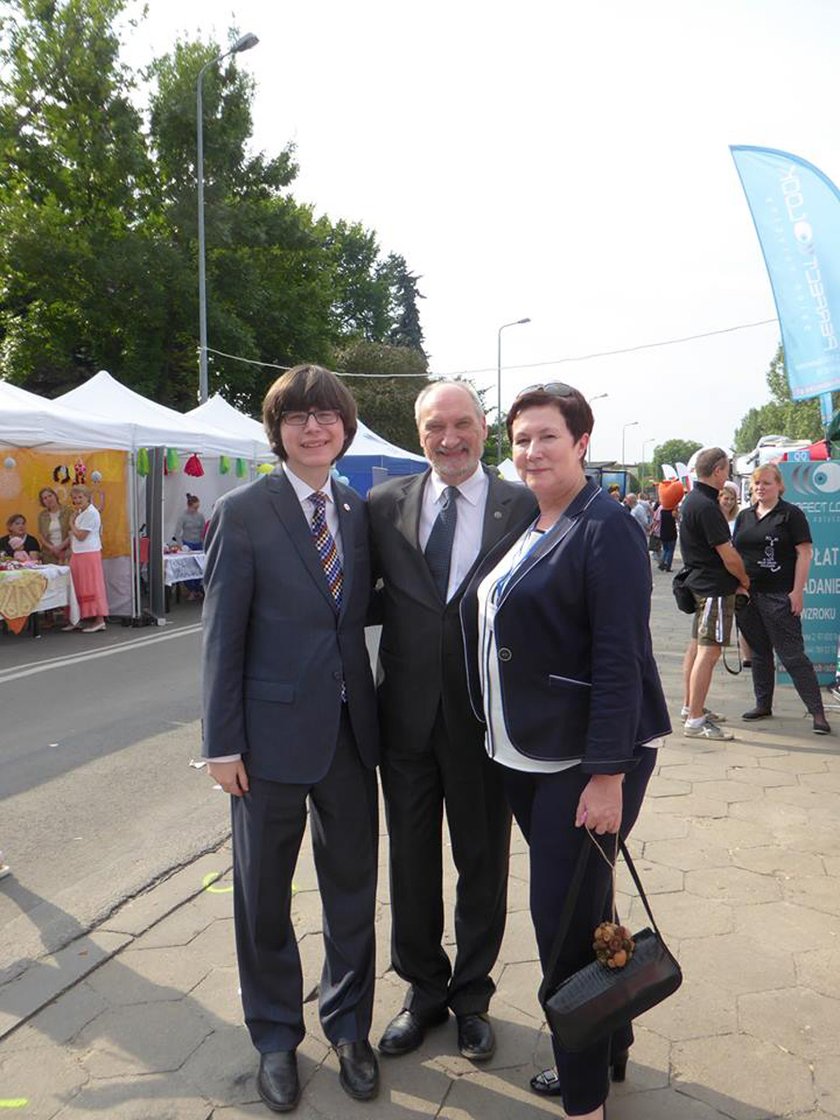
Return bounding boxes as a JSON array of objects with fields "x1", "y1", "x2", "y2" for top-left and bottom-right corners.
[{"x1": 517, "y1": 382, "x2": 577, "y2": 399}]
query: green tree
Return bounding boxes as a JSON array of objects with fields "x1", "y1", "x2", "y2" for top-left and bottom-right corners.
[
  {"x1": 380, "y1": 253, "x2": 426, "y2": 354},
  {"x1": 335, "y1": 340, "x2": 429, "y2": 451},
  {"x1": 0, "y1": 0, "x2": 159, "y2": 394},
  {"x1": 733, "y1": 345, "x2": 838, "y2": 452},
  {"x1": 652, "y1": 438, "x2": 703, "y2": 479}
]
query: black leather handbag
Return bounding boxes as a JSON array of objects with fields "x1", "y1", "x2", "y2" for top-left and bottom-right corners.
[{"x1": 539, "y1": 836, "x2": 683, "y2": 1053}]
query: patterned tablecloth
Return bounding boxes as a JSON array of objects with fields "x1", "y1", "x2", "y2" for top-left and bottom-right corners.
[
  {"x1": 163, "y1": 551, "x2": 206, "y2": 587},
  {"x1": 0, "y1": 565, "x2": 80, "y2": 633}
]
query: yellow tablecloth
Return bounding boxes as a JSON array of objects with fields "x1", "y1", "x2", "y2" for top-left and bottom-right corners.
[{"x1": 0, "y1": 565, "x2": 80, "y2": 633}]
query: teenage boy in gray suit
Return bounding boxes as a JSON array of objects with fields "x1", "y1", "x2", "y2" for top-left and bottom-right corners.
[{"x1": 202, "y1": 365, "x2": 379, "y2": 1112}]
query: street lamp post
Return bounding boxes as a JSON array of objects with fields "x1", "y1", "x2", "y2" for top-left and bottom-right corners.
[
  {"x1": 496, "y1": 318, "x2": 531, "y2": 463},
  {"x1": 621, "y1": 420, "x2": 639, "y2": 472},
  {"x1": 197, "y1": 32, "x2": 260, "y2": 403},
  {"x1": 586, "y1": 393, "x2": 608, "y2": 461},
  {"x1": 641, "y1": 437, "x2": 656, "y2": 486}
]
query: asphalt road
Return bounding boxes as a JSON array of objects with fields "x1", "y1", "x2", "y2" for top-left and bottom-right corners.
[{"x1": 0, "y1": 603, "x2": 230, "y2": 979}]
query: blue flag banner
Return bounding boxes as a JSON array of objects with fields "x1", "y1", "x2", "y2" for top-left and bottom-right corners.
[{"x1": 731, "y1": 145, "x2": 840, "y2": 400}]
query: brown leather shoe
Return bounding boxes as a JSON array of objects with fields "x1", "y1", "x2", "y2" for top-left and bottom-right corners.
[{"x1": 257, "y1": 1050, "x2": 300, "y2": 1112}]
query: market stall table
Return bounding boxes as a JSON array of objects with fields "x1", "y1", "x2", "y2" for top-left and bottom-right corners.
[
  {"x1": 163, "y1": 550, "x2": 206, "y2": 610},
  {"x1": 0, "y1": 564, "x2": 81, "y2": 636}
]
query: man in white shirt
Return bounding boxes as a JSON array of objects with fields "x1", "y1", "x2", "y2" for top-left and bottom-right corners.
[{"x1": 368, "y1": 382, "x2": 537, "y2": 1062}]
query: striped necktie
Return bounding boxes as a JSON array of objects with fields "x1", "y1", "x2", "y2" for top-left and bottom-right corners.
[
  {"x1": 424, "y1": 485, "x2": 459, "y2": 600},
  {"x1": 309, "y1": 490, "x2": 343, "y2": 610}
]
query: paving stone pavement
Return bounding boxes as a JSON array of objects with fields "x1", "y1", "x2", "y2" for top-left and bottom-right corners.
[{"x1": 1, "y1": 569, "x2": 838, "y2": 1119}]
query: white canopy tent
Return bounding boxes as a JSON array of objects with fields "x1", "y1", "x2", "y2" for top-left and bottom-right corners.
[
  {"x1": 0, "y1": 379, "x2": 135, "y2": 452},
  {"x1": 55, "y1": 370, "x2": 265, "y2": 460}
]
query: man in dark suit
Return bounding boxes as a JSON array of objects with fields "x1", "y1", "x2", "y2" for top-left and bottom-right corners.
[
  {"x1": 202, "y1": 365, "x2": 380, "y2": 1112},
  {"x1": 369, "y1": 381, "x2": 537, "y2": 1061}
]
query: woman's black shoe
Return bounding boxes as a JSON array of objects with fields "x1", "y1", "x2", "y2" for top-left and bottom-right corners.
[
  {"x1": 529, "y1": 1067, "x2": 562, "y2": 1096},
  {"x1": 611, "y1": 1049, "x2": 629, "y2": 1081}
]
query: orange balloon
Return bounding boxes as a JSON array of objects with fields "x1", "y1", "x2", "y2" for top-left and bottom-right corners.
[{"x1": 658, "y1": 479, "x2": 685, "y2": 510}]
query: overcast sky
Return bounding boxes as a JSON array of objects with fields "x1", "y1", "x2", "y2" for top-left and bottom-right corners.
[{"x1": 122, "y1": 0, "x2": 840, "y2": 462}]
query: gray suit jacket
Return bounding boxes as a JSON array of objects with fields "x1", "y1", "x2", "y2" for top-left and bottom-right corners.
[
  {"x1": 368, "y1": 467, "x2": 537, "y2": 755},
  {"x1": 202, "y1": 469, "x2": 379, "y2": 783}
]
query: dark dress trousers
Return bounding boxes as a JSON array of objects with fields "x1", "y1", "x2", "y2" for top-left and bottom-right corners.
[
  {"x1": 202, "y1": 469, "x2": 379, "y2": 1053},
  {"x1": 368, "y1": 467, "x2": 537, "y2": 1016}
]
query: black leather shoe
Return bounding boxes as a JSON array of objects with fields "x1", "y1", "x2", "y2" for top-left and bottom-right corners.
[
  {"x1": 257, "y1": 1051, "x2": 300, "y2": 1113},
  {"x1": 336, "y1": 1040, "x2": 379, "y2": 1100},
  {"x1": 378, "y1": 1007, "x2": 448, "y2": 1056},
  {"x1": 813, "y1": 713, "x2": 832, "y2": 735},
  {"x1": 456, "y1": 1013, "x2": 495, "y2": 1061},
  {"x1": 742, "y1": 707, "x2": 772, "y2": 720}
]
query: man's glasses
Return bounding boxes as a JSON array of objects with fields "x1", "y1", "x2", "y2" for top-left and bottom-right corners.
[{"x1": 281, "y1": 409, "x2": 341, "y2": 427}]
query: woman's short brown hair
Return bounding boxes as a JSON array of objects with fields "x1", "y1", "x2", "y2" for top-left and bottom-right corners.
[
  {"x1": 262, "y1": 364, "x2": 358, "y2": 462},
  {"x1": 38, "y1": 487, "x2": 59, "y2": 507},
  {"x1": 70, "y1": 484, "x2": 92, "y2": 500},
  {"x1": 506, "y1": 383, "x2": 593, "y2": 445},
  {"x1": 6, "y1": 512, "x2": 26, "y2": 530}
]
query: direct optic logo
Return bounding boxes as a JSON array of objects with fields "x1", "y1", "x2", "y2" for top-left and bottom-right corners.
[{"x1": 790, "y1": 462, "x2": 840, "y2": 494}]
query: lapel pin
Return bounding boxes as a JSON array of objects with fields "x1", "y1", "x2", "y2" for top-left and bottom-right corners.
[
  {"x1": 494, "y1": 510, "x2": 503, "y2": 519},
  {"x1": 343, "y1": 502, "x2": 351, "y2": 512}
]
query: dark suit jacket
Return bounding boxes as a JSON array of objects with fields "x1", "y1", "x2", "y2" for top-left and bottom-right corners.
[
  {"x1": 201, "y1": 469, "x2": 379, "y2": 783},
  {"x1": 461, "y1": 479, "x2": 671, "y2": 774},
  {"x1": 368, "y1": 467, "x2": 537, "y2": 754}
]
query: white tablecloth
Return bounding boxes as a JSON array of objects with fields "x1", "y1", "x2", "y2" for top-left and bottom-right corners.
[
  {"x1": 0, "y1": 564, "x2": 80, "y2": 626},
  {"x1": 163, "y1": 551, "x2": 206, "y2": 587}
]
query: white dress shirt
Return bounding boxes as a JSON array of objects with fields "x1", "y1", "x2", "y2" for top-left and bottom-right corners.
[{"x1": 419, "y1": 464, "x2": 488, "y2": 602}]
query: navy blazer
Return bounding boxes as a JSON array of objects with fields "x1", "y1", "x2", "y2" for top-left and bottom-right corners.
[
  {"x1": 201, "y1": 469, "x2": 379, "y2": 783},
  {"x1": 461, "y1": 479, "x2": 671, "y2": 774}
]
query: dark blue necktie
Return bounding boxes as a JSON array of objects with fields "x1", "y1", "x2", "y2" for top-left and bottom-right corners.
[{"x1": 424, "y1": 486, "x2": 459, "y2": 600}]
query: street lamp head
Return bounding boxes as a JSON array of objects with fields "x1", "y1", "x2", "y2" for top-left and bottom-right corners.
[
  {"x1": 232, "y1": 32, "x2": 259, "y2": 53},
  {"x1": 517, "y1": 317, "x2": 531, "y2": 325},
  {"x1": 589, "y1": 392, "x2": 608, "y2": 403}
]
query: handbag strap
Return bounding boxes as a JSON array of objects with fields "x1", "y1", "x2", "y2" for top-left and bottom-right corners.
[{"x1": 538, "y1": 834, "x2": 663, "y2": 1002}]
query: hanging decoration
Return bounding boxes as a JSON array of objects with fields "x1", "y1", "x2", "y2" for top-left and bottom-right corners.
[
  {"x1": 90, "y1": 470, "x2": 102, "y2": 483},
  {"x1": 219, "y1": 456, "x2": 230, "y2": 475},
  {"x1": 136, "y1": 448, "x2": 150, "y2": 477},
  {"x1": 184, "y1": 453, "x2": 204, "y2": 478},
  {"x1": 3, "y1": 457, "x2": 16, "y2": 470},
  {"x1": 256, "y1": 463, "x2": 273, "y2": 475},
  {"x1": 73, "y1": 457, "x2": 87, "y2": 485},
  {"x1": 235, "y1": 458, "x2": 248, "y2": 478},
  {"x1": 165, "y1": 448, "x2": 180, "y2": 474}
]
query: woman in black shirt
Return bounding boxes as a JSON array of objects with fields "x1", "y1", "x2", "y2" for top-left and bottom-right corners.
[{"x1": 733, "y1": 464, "x2": 830, "y2": 734}]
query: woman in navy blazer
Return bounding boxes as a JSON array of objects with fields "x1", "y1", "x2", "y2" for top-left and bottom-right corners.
[{"x1": 461, "y1": 384, "x2": 670, "y2": 1120}]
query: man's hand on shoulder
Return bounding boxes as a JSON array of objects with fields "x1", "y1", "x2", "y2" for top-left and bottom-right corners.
[{"x1": 208, "y1": 759, "x2": 250, "y2": 797}]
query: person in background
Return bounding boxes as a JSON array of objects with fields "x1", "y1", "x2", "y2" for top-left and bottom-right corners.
[
  {"x1": 461, "y1": 382, "x2": 670, "y2": 1120},
  {"x1": 733, "y1": 463, "x2": 831, "y2": 735},
  {"x1": 624, "y1": 493, "x2": 649, "y2": 532},
  {"x1": 678, "y1": 449, "x2": 750, "y2": 739},
  {"x1": 174, "y1": 493, "x2": 206, "y2": 600},
  {"x1": 657, "y1": 502, "x2": 678, "y2": 573},
  {"x1": 64, "y1": 485, "x2": 108, "y2": 633},
  {"x1": 718, "y1": 481, "x2": 740, "y2": 535},
  {"x1": 37, "y1": 488, "x2": 72, "y2": 564},
  {"x1": 0, "y1": 514, "x2": 41, "y2": 561}
]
